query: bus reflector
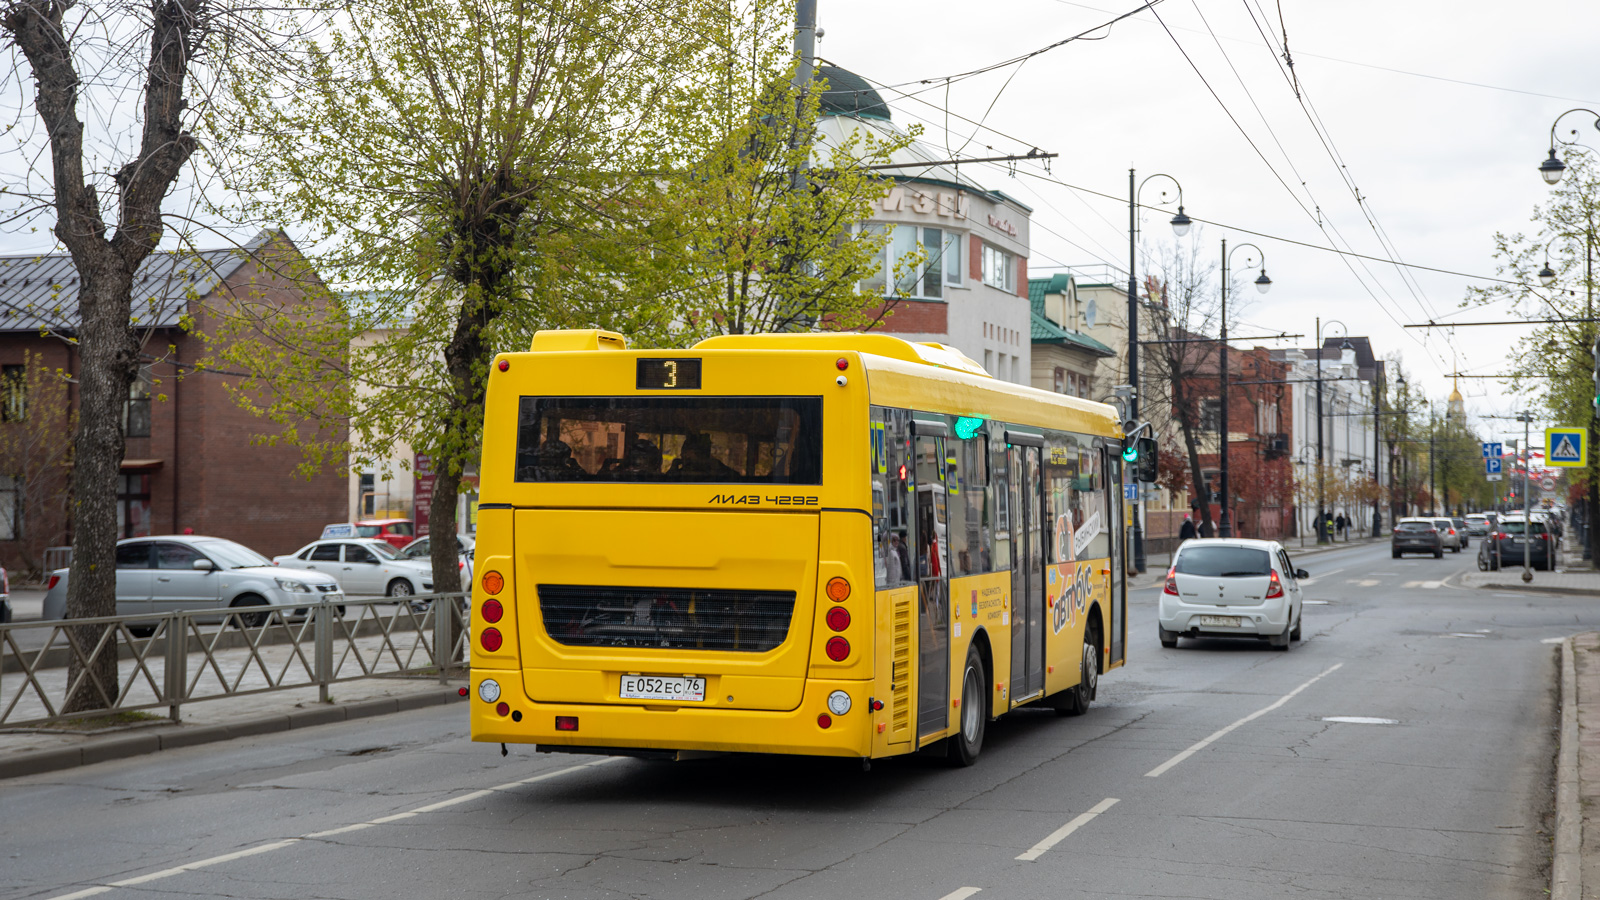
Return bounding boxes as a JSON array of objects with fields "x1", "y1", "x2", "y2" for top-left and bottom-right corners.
[
  {"x1": 817, "y1": 713, "x2": 832, "y2": 729},
  {"x1": 481, "y1": 628, "x2": 503, "y2": 652},
  {"x1": 825, "y1": 606, "x2": 850, "y2": 632},
  {"x1": 481, "y1": 598, "x2": 504, "y2": 623},
  {"x1": 555, "y1": 716, "x2": 579, "y2": 731},
  {"x1": 835, "y1": 357, "x2": 849, "y2": 370},
  {"x1": 497, "y1": 359, "x2": 509, "y2": 372},
  {"x1": 495, "y1": 702, "x2": 509, "y2": 716},
  {"x1": 483, "y1": 571, "x2": 505, "y2": 595},
  {"x1": 825, "y1": 577, "x2": 851, "y2": 602},
  {"x1": 825, "y1": 636, "x2": 850, "y2": 661}
]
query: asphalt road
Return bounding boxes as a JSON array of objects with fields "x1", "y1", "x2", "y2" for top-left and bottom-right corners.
[{"x1": 2, "y1": 539, "x2": 1583, "y2": 900}]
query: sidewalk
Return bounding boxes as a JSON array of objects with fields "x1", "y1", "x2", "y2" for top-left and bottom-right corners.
[
  {"x1": 1558, "y1": 634, "x2": 1600, "y2": 900},
  {"x1": 0, "y1": 675, "x2": 467, "y2": 780}
]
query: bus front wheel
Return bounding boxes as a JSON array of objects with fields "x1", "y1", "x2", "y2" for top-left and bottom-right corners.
[{"x1": 947, "y1": 644, "x2": 987, "y2": 767}]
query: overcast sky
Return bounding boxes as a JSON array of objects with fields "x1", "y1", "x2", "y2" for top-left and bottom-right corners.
[{"x1": 825, "y1": 0, "x2": 1600, "y2": 443}]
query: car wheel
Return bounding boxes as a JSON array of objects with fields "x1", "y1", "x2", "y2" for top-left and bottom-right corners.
[
  {"x1": 946, "y1": 643, "x2": 987, "y2": 767},
  {"x1": 387, "y1": 579, "x2": 414, "y2": 598},
  {"x1": 1158, "y1": 625, "x2": 1179, "y2": 648},
  {"x1": 1055, "y1": 626, "x2": 1100, "y2": 717},
  {"x1": 1478, "y1": 554, "x2": 1488, "y2": 571},
  {"x1": 1452, "y1": 545, "x2": 1461, "y2": 553},
  {"x1": 1270, "y1": 621, "x2": 1292, "y2": 651},
  {"x1": 1291, "y1": 613, "x2": 1302, "y2": 642},
  {"x1": 231, "y1": 594, "x2": 271, "y2": 629},
  {"x1": 1434, "y1": 549, "x2": 1444, "y2": 559},
  {"x1": 128, "y1": 624, "x2": 155, "y2": 638},
  {"x1": 1392, "y1": 550, "x2": 1401, "y2": 558}
]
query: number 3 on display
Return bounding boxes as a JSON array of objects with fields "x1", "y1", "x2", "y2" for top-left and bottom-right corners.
[{"x1": 662, "y1": 360, "x2": 677, "y2": 387}]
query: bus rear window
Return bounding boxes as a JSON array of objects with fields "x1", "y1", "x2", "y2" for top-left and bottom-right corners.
[{"x1": 514, "y1": 397, "x2": 823, "y2": 484}]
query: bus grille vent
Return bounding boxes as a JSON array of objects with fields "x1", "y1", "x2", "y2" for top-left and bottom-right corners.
[
  {"x1": 890, "y1": 591, "x2": 912, "y2": 740},
  {"x1": 536, "y1": 584, "x2": 795, "y2": 652}
]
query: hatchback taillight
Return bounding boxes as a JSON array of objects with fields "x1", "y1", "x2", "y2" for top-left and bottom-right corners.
[
  {"x1": 47, "y1": 574, "x2": 59, "y2": 591},
  {"x1": 1265, "y1": 570, "x2": 1284, "y2": 599},
  {"x1": 1163, "y1": 566, "x2": 1179, "y2": 596}
]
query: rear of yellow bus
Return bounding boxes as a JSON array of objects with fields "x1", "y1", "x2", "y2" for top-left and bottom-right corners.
[{"x1": 469, "y1": 330, "x2": 879, "y2": 759}]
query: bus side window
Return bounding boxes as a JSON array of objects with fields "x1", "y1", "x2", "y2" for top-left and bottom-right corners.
[
  {"x1": 947, "y1": 433, "x2": 991, "y2": 576},
  {"x1": 873, "y1": 407, "x2": 913, "y2": 588},
  {"x1": 990, "y1": 426, "x2": 1010, "y2": 570}
]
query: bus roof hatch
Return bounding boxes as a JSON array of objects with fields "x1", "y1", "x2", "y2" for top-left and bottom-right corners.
[{"x1": 531, "y1": 329, "x2": 628, "y2": 353}]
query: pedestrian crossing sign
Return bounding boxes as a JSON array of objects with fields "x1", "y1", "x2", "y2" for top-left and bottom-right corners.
[{"x1": 1546, "y1": 427, "x2": 1587, "y2": 467}]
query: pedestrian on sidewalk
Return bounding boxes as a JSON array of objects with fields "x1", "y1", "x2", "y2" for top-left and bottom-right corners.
[
  {"x1": 1335, "y1": 513, "x2": 1346, "y2": 542},
  {"x1": 1178, "y1": 514, "x2": 1198, "y2": 544}
]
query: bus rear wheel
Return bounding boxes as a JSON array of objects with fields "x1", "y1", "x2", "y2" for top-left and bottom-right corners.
[
  {"x1": 1054, "y1": 626, "x2": 1099, "y2": 717},
  {"x1": 946, "y1": 644, "x2": 987, "y2": 767}
]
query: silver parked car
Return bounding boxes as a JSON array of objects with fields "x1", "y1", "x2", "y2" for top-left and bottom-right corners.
[
  {"x1": 1432, "y1": 517, "x2": 1464, "y2": 553},
  {"x1": 42, "y1": 536, "x2": 342, "y2": 627},
  {"x1": 399, "y1": 533, "x2": 475, "y2": 585},
  {"x1": 273, "y1": 538, "x2": 433, "y2": 597}
]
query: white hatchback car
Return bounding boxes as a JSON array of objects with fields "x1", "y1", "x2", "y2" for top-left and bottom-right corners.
[{"x1": 1159, "y1": 539, "x2": 1307, "y2": 650}]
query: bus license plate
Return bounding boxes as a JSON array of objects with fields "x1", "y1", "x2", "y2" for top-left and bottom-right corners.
[
  {"x1": 1198, "y1": 615, "x2": 1241, "y2": 627},
  {"x1": 620, "y1": 675, "x2": 706, "y2": 702}
]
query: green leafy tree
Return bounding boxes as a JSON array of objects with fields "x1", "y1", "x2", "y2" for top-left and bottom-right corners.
[
  {"x1": 1464, "y1": 151, "x2": 1599, "y2": 555},
  {"x1": 203, "y1": 0, "x2": 919, "y2": 591}
]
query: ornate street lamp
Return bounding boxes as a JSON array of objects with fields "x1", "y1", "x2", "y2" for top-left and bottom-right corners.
[{"x1": 1217, "y1": 239, "x2": 1271, "y2": 538}]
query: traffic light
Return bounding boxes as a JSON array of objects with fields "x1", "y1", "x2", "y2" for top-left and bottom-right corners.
[
  {"x1": 1592, "y1": 335, "x2": 1599, "y2": 413},
  {"x1": 1122, "y1": 436, "x2": 1158, "y2": 483}
]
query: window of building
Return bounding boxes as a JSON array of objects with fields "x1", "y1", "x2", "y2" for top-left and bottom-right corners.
[
  {"x1": 1, "y1": 365, "x2": 24, "y2": 423},
  {"x1": 124, "y1": 366, "x2": 152, "y2": 438},
  {"x1": 359, "y1": 473, "x2": 376, "y2": 516},
  {"x1": 1200, "y1": 398, "x2": 1222, "y2": 433},
  {"x1": 864, "y1": 225, "x2": 963, "y2": 299},
  {"x1": 0, "y1": 475, "x2": 17, "y2": 540},
  {"x1": 1053, "y1": 367, "x2": 1065, "y2": 393},
  {"x1": 117, "y1": 474, "x2": 152, "y2": 539},
  {"x1": 983, "y1": 349, "x2": 993, "y2": 375},
  {"x1": 1011, "y1": 357, "x2": 1020, "y2": 384},
  {"x1": 981, "y1": 243, "x2": 1014, "y2": 291}
]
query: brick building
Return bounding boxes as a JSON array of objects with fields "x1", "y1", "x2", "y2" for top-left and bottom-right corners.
[
  {"x1": 1177, "y1": 347, "x2": 1294, "y2": 540},
  {"x1": 0, "y1": 232, "x2": 347, "y2": 572}
]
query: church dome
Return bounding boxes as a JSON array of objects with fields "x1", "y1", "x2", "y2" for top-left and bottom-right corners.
[{"x1": 816, "y1": 65, "x2": 892, "y2": 122}]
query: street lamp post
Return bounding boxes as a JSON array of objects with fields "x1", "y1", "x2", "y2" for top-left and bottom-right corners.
[
  {"x1": 1218, "y1": 238, "x2": 1271, "y2": 538},
  {"x1": 1536, "y1": 113, "x2": 1599, "y2": 562},
  {"x1": 1516, "y1": 411, "x2": 1536, "y2": 582},
  {"x1": 1314, "y1": 319, "x2": 1351, "y2": 543},
  {"x1": 1127, "y1": 169, "x2": 1191, "y2": 572}
]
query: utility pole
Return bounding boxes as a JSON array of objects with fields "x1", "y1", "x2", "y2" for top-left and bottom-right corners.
[
  {"x1": 1127, "y1": 169, "x2": 1143, "y2": 569},
  {"x1": 1372, "y1": 370, "x2": 1383, "y2": 536},
  {"x1": 789, "y1": 0, "x2": 817, "y2": 192},
  {"x1": 1316, "y1": 317, "x2": 1325, "y2": 542},
  {"x1": 1518, "y1": 411, "x2": 1535, "y2": 582},
  {"x1": 1429, "y1": 424, "x2": 1436, "y2": 517}
]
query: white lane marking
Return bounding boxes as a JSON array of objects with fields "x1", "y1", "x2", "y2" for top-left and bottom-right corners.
[
  {"x1": 1303, "y1": 600, "x2": 1329, "y2": 605},
  {"x1": 1322, "y1": 716, "x2": 1398, "y2": 725},
  {"x1": 938, "y1": 889, "x2": 983, "y2": 900},
  {"x1": 1345, "y1": 579, "x2": 1379, "y2": 587},
  {"x1": 1145, "y1": 663, "x2": 1343, "y2": 778},
  {"x1": 1443, "y1": 633, "x2": 1487, "y2": 638},
  {"x1": 1015, "y1": 798, "x2": 1119, "y2": 861},
  {"x1": 1545, "y1": 637, "x2": 1567, "y2": 644},
  {"x1": 46, "y1": 758, "x2": 620, "y2": 899},
  {"x1": 1402, "y1": 580, "x2": 1443, "y2": 589},
  {"x1": 1304, "y1": 567, "x2": 1346, "y2": 584}
]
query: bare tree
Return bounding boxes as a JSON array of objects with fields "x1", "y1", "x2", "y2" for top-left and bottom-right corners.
[
  {"x1": 1, "y1": 0, "x2": 322, "y2": 712},
  {"x1": 1138, "y1": 237, "x2": 1223, "y2": 536}
]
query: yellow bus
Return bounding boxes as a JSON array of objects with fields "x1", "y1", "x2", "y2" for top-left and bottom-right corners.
[{"x1": 469, "y1": 329, "x2": 1130, "y2": 766}]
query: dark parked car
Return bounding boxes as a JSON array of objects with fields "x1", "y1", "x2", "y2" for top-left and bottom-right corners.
[
  {"x1": 1392, "y1": 518, "x2": 1444, "y2": 558},
  {"x1": 1483, "y1": 516, "x2": 1558, "y2": 571}
]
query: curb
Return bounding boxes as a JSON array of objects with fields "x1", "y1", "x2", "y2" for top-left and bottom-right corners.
[
  {"x1": 0, "y1": 687, "x2": 467, "y2": 781},
  {"x1": 1472, "y1": 583, "x2": 1600, "y2": 597},
  {"x1": 1555, "y1": 638, "x2": 1580, "y2": 900}
]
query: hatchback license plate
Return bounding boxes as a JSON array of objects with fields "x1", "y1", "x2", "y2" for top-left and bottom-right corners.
[
  {"x1": 620, "y1": 675, "x2": 706, "y2": 702},
  {"x1": 1198, "y1": 615, "x2": 1241, "y2": 627}
]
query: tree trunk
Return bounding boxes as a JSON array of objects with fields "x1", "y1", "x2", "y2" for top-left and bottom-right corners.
[
  {"x1": 1179, "y1": 418, "x2": 1214, "y2": 537},
  {"x1": 63, "y1": 271, "x2": 139, "y2": 713}
]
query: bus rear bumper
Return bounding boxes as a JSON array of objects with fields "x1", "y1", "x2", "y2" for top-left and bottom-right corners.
[{"x1": 470, "y1": 669, "x2": 877, "y2": 758}]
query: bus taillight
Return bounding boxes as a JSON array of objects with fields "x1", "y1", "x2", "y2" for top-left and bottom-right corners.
[
  {"x1": 481, "y1": 628, "x2": 503, "y2": 652},
  {"x1": 825, "y1": 577, "x2": 851, "y2": 602},
  {"x1": 825, "y1": 636, "x2": 850, "y2": 661},
  {"x1": 483, "y1": 570, "x2": 505, "y2": 595},
  {"x1": 825, "y1": 607, "x2": 850, "y2": 632},
  {"x1": 482, "y1": 598, "x2": 504, "y2": 623}
]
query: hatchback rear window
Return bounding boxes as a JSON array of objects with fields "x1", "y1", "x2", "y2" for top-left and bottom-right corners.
[
  {"x1": 1501, "y1": 521, "x2": 1547, "y2": 535},
  {"x1": 1396, "y1": 522, "x2": 1434, "y2": 532},
  {"x1": 1174, "y1": 546, "x2": 1272, "y2": 577}
]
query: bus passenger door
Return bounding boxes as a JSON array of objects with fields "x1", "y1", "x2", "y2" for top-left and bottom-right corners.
[
  {"x1": 914, "y1": 433, "x2": 951, "y2": 741},
  {"x1": 1009, "y1": 443, "x2": 1046, "y2": 702}
]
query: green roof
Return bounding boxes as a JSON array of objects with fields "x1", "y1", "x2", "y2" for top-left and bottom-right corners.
[{"x1": 1028, "y1": 277, "x2": 1114, "y2": 356}]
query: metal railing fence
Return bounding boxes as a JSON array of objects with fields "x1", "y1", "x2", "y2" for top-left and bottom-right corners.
[{"x1": 0, "y1": 594, "x2": 469, "y2": 728}]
